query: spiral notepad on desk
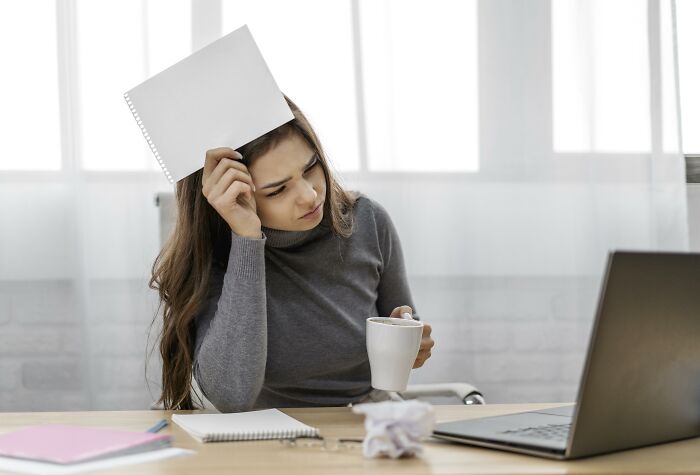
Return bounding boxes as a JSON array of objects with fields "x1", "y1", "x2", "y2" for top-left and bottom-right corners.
[
  {"x1": 171, "y1": 409, "x2": 320, "y2": 443},
  {"x1": 123, "y1": 24, "x2": 293, "y2": 183}
]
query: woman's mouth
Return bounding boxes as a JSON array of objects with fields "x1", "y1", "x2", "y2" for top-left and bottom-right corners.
[{"x1": 301, "y1": 202, "x2": 323, "y2": 219}]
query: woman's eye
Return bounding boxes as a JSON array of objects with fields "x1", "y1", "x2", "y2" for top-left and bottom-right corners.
[
  {"x1": 267, "y1": 158, "x2": 318, "y2": 197},
  {"x1": 303, "y1": 158, "x2": 319, "y2": 174},
  {"x1": 268, "y1": 186, "x2": 285, "y2": 197}
]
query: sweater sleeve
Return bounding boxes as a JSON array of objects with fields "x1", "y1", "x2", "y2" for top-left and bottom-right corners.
[
  {"x1": 192, "y1": 230, "x2": 267, "y2": 413},
  {"x1": 371, "y1": 200, "x2": 420, "y2": 320}
]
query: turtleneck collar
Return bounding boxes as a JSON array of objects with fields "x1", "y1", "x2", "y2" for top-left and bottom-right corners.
[{"x1": 262, "y1": 213, "x2": 332, "y2": 250}]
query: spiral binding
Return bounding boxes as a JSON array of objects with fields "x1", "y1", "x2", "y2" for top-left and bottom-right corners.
[
  {"x1": 124, "y1": 92, "x2": 174, "y2": 184},
  {"x1": 205, "y1": 428, "x2": 319, "y2": 442}
]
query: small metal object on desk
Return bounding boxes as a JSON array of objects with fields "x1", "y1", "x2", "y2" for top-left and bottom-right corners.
[{"x1": 280, "y1": 436, "x2": 363, "y2": 452}]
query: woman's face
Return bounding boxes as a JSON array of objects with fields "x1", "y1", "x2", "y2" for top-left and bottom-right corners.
[{"x1": 248, "y1": 133, "x2": 327, "y2": 231}]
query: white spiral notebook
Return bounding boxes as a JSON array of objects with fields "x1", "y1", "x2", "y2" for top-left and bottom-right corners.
[
  {"x1": 171, "y1": 409, "x2": 320, "y2": 443},
  {"x1": 123, "y1": 24, "x2": 293, "y2": 183}
]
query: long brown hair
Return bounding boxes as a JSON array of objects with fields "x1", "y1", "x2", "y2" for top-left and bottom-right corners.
[{"x1": 149, "y1": 96, "x2": 357, "y2": 410}]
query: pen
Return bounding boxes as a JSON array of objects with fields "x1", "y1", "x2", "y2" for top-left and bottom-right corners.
[{"x1": 146, "y1": 419, "x2": 169, "y2": 433}]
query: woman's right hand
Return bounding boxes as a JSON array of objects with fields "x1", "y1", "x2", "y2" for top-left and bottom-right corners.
[{"x1": 202, "y1": 147, "x2": 261, "y2": 239}]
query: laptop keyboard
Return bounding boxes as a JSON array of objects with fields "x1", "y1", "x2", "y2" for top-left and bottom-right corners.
[{"x1": 501, "y1": 423, "x2": 571, "y2": 441}]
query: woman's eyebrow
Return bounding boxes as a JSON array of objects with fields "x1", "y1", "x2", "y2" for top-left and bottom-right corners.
[{"x1": 261, "y1": 153, "x2": 318, "y2": 189}]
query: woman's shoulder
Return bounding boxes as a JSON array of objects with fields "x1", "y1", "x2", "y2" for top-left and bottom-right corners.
[{"x1": 350, "y1": 192, "x2": 393, "y2": 229}]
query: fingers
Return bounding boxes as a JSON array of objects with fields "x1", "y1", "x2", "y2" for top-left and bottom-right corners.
[
  {"x1": 203, "y1": 148, "x2": 251, "y2": 199},
  {"x1": 419, "y1": 337, "x2": 435, "y2": 351},
  {"x1": 209, "y1": 166, "x2": 256, "y2": 201},
  {"x1": 418, "y1": 333, "x2": 435, "y2": 353},
  {"x1": 414, "y1": 324, "x2": 434, "y2": 368},
  {"x1": 413, "y1": 349, "x2": 432, "y2": 368},
  {"x1": 204, "y1": 147, "x2": 242, "y2": 180},
  {"x1": 202, "y1": 148, "x2": 257, "y2": 205},
  {"x1": 208, "y1": 158, "x2": 254, "y2": 192},
  {"x1": 218, "y1": 181, "x2": 254, "y2": 208},
  {"x1": 388, "y1": 305, "x2": 413, "y2": 318}
]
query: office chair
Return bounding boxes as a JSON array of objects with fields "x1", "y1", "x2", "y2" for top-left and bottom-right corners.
[{"x1": 153, "y1": 192, "x2": 485, "y2": 408}]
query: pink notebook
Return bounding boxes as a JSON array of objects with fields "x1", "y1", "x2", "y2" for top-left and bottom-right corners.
[{"x1": 0, "y1": 425, "x2": 171, "y2": 464}]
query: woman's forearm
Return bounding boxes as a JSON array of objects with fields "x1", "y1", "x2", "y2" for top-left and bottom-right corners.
[{"x1": 193, "y1": 231, "x2": 268, "y2": 412}]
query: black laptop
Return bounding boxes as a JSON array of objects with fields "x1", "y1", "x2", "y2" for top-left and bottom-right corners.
[{"x1": 433, "y1": 251, "x2": 700, "y2": 459}]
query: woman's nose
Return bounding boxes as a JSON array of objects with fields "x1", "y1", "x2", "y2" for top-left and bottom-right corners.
[{"x1": 298, "y1": 180, "x2": 318, "y2": 204}]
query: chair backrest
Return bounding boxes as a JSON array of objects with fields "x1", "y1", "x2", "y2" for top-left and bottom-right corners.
[
  {"x1": 191, "y1": 376, "x2": 219, "y2": 412},
  {"x1": 155, "y1": 192, "x2": 177, "y2": 247}
]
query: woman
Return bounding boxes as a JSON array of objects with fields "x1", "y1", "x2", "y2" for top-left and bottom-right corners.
[{"x1": 151, "y1": 96, "x2": 434, "y2": 411}]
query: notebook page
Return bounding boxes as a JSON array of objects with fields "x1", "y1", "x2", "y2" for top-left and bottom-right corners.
[
  {"x1": 124, "y1": 24, "x2": 293, "y2": 183},
  {"x1": 0, "y1": 448, "x2": 193, "y2": 475},
  {"x1": 172, "y1": 409, "x2": 319, "y2": 442}
]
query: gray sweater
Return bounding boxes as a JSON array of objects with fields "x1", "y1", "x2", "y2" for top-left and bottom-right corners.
[{"x1": 193, "y1": 194, "x2": 418, "y2": 412}]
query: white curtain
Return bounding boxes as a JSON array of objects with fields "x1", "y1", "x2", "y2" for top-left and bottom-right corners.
[{"x1": 0, "y1": 0, "x2": 688, "y2": 410}]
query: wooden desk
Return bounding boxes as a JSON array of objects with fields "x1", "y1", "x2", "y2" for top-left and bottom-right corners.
[{"x1": 1, "y1": 404, "x2": 698, "y2": 474}]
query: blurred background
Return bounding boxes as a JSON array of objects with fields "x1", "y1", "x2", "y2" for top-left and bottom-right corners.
[{"x1": 1, "y1": 0, "x2": 698, "y2": 411}]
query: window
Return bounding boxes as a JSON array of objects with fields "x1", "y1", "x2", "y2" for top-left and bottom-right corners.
[
  {"x1": 77, "y1": 0, "x2": 191, "y2": 171},
  {"x1": 0, "y1": 1, "x2": 61, "y2": 170},
  {"x1": 359, "y1": 0, "x2": 479, "y2": 172},
  {"x1": 552, "y1": 0, "x2": 651, "y2": 153}
]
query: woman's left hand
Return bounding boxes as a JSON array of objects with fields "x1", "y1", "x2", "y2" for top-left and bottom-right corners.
[{"x1": 389, "y1": 305, "x2": 434, "y2": 368}]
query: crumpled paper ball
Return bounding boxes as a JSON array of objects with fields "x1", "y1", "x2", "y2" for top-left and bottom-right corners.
[{"x1": 351, "y1": 399, "x2": 435, "y2": 459}]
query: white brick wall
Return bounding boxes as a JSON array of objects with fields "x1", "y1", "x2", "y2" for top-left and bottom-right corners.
[
  {"x1": 408, "y1": 275, "x2": 597, "y2": 403},
  {"x1": 22, "y1": 361, "x2": 83, "y2": 390},
  {"x1": 0, "y1": 362, "x2": 19, "y2": 391},
  {"x1": 0, "y1": 279, "x2": 161, "y2": 411},
  {"x1": 0, "y1": 330, "x2": 64, "y2": 355}
]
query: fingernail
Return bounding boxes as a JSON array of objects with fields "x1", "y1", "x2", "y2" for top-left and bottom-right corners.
[
  {"x1": 401, "y1": 312, "x2": 412, "y2": 320},
  {"x1": 234, "y1": 151, "x2": 243, "y2": 160}
]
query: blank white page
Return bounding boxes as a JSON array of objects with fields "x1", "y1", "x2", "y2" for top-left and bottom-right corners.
[
  {"x1": 124, "y1": 25, "x2": 293, "y2": 183},
  {"x1": 171, "y1": 409, "x2": 319, "y2": 442}
]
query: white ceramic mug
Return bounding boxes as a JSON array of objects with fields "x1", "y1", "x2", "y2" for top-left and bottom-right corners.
[{"x1": 366, "y1": 317, "x2": 424, "y2": 391}]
